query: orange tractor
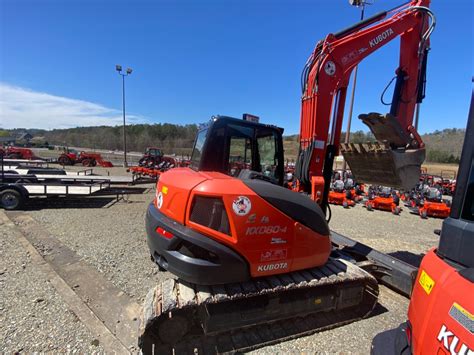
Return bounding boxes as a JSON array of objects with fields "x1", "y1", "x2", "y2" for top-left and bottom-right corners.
[
  {"x1": 128, "y1": 147, "x2": 181, "y2": 180},
  {"x1": 57, "y1": 148, "x2": 113, "y2": 167},
  {"x1": 0, "y1": 147, "x2": 41, "y2": 160},
  {"x1": 138, "y1": 147, "x2": 165, "y2": 167}
]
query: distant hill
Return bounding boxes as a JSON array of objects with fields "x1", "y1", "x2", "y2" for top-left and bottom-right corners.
[
  {"x1": 422, "y1": 128, "x2": 465, "y2": 164},
  {"x1": 4, "y1": 125, "x2": 465, "y2": 164},
  {"x1": 6, "y1": 124, "x2": 199, "y2": 155},
  {"x1": 283, "y1": 128, "x2": 465, "y2": 164}
]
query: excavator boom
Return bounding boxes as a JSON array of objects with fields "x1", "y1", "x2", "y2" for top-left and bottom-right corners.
[{"x1": 295, "y1": 0, "x2": 435, "y2": 204}]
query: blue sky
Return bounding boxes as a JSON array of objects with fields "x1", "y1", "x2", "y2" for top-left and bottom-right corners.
[{"x1": 0, "y1": 0, "x2": 472, "y2": 134}]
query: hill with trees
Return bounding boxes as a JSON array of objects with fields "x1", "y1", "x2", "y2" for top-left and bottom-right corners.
[{"x1": 4, "y1": 125, "x2": 465, "y2": 164}]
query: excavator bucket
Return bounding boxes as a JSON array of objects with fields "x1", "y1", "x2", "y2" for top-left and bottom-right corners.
[
  {"x1": 340, "y1": 112, "x2": 426, "y2": 190},
  {"x1": 340, "y1": 142, "x2": 425, "y2": 190}
]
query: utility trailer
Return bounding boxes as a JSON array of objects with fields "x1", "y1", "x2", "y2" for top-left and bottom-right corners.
[
  {"x1": 3, "y1": 164, "x2": 136, "y2": 185},
  {"x1": 0, "y1": 156, "x2": 136, "y2": 210},
  {"x1": 0, "y1": 174, "x2": 112, "y2": 210},
  {"x1": 1, "y1": 158, "x2": 52, "y2": 167}
]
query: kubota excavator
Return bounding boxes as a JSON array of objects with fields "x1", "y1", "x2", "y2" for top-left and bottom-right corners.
[{"x1": 139, "y1": 1, "x2": 435, "y2": 352}]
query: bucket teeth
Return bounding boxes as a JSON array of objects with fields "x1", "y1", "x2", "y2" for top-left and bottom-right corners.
[{"x1": 340, "y1": 144, "x2": 425, "y2": 190}]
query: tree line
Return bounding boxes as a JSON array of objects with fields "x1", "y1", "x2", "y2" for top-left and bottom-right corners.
[
  {"x1": 4, "y1": 125, "x2": 465, "y2": 164},
  {"x1": 7, "y1": 124, "x2": 199, "y2": 155}
]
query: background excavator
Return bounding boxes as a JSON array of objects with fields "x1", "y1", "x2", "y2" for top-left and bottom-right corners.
[{"x1": 139, "y1": 0, "x2": 436, "y2": 352}]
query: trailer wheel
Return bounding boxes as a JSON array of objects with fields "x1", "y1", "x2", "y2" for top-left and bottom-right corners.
[{"x1": 0, "y1": 189, "x2": 24, "y2": 210}]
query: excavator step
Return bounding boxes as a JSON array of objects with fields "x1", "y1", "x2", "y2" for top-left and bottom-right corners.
[
  {"x1": 138, "y1": 257, "x2": 378, "y2": 354},
  {"x1": 340, "y1": 142, "x2": 425, "y2": 190}
]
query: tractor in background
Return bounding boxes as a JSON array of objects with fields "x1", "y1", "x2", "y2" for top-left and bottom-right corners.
[
  {"x1": 0, "y1": 147, "x2": 41, "y2": 160},
  {"x1": 138, "y1": 147, "x2": 164, "y2": 167},
  {"x1": 57, "y1": 148, "x2": 113, "y2": 167}
]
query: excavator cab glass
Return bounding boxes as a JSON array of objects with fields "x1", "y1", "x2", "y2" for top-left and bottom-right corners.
[{"x1": 190, "y1": 116, "x2": 285, "y2": 185}]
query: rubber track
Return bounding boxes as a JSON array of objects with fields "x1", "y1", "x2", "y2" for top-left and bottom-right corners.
[{"x1": 139, "y1": 257, "x2": 379, "y2": 354}]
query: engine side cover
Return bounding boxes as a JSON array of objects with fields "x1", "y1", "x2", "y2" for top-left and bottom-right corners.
[{"x1": 156, "y1": 168, "x2": 331, "y2": 278}]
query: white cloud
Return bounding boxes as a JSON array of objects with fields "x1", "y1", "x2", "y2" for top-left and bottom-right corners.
[{"x1": 0, "y1": 83, "x2": 149, "y2": 129}]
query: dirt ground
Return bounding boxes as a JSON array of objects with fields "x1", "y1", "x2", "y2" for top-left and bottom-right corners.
[{"x1": 0, "y1": 166, "x2": 446, "y2": 353}]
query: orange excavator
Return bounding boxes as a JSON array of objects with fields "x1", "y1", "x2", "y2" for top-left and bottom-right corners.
[{"x1": 139, "y1": 1, "x2": 435, "y2": 352}]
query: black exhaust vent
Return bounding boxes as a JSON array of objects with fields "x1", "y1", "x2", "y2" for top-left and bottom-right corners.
[{"x1": 190, "y1": 196, "x2": 231, "y2": 236}]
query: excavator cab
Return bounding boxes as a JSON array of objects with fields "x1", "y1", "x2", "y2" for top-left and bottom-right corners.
[{"x1": 190, "y1": 115, "x2": 285, "y2": 186}]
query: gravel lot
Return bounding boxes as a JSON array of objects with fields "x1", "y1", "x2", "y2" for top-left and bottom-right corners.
[
  {"x1": 0, "y1": 215, "x2": 105, "y2": 353},
  {"x1": 1, "y1": 165, "x2": 445, "y2": 353}
]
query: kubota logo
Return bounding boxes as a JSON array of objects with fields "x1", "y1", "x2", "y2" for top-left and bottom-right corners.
[
  {"x1": 437, "y1": 324, "x2": 472, "y2": 355},
  {"x1": 369, "y1": 28, "x2": 394, "y2": 48},
  {"x1": 257, "y1": 262, "x2": 288, "y2": 272}
]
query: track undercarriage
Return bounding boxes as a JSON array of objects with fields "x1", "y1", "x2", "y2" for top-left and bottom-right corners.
[{"x1": 139, "y1": 257, "x2": 378, "y2": 354}]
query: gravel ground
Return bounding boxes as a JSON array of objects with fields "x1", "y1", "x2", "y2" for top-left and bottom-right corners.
[
  {"x1": 3, "y1": 165, "x2": 445, "y2": 352},
  {"x1": 26, "y1": 183, "x2": 165, "y2": 304},
  {"x1": 0, "y1": 216, "x2": 105, "y2": 353},
  {"x1": 330, "y1": 202, "x2": 443, "y2": 266}
]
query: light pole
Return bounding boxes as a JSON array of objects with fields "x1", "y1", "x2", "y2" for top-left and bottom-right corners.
[
  {"x1": 343, "y1": 0, "x2": 370, "y2": 170},
  {"x1": 116, "y1": 64, "x2": 133, "y2": 167}
]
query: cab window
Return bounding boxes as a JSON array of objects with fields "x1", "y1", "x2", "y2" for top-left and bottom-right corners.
[
  {"x1": 190, "y1": 129, "x2": 207, "y2": 169},
  {"x1": 257, "y1": 132, "x2": 279, "y2": 180},
  {"x1": 226, "y1": 124, "x2": 253, "y2": 176}
]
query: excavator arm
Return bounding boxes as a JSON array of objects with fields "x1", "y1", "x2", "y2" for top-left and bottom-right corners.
[{"x1": 294, "y1": 0, "x2": 435, "y2": 211}]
